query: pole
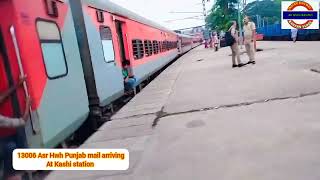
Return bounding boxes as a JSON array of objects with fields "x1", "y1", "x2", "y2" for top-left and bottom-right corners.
[
  {"x1": 203, "y1": 0, "x2": 209, "y2": 48},
  {"x1": 238, "y1": 0, "x2": 243, "y2": 49},
  {"x1": 202, "y1": 0, "x2": 207, "y2": 17}
]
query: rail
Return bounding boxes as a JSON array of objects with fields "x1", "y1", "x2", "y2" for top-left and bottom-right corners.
[{"x1": 10, "y1": 26, "x2": 39, "y2": 134}]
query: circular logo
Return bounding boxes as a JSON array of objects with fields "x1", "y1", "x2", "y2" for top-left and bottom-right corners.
[{"x1": 287, "y1": 1, "x2": 314, "y2": 29}]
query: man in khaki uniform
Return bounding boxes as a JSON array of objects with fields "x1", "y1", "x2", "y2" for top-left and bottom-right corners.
[
  {"x1": 229, "y1": 21, "x2": 243, "y2": 68},
  {"x1": 243, "y1": 16, "x2": 256, "y2": 64}
]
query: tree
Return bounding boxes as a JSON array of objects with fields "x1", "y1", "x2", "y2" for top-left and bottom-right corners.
[
  {"x1": 206, "y1": 0, "x2": 239, "y2": 31},
  {"x1": 243, "y1": 0, "x2": 281, "y2": 26},
  {"x1": 206, "y1": 0, "x2": 291, "y2": 31}
]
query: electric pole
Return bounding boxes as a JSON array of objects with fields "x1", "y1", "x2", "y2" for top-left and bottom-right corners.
[
  {"x1": 202, "y1": 0, "x2": 207, "y2": 17},
  {"x1": 238, "y1": 0, "x2": 243, "y2": 48}
]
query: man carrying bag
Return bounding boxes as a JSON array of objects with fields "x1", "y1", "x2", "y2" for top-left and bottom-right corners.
[{"x1": 226, "y1": 21, "x2": 243, "y2": 68}]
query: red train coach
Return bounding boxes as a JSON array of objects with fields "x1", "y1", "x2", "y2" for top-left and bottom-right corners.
[
  {"x1": 0, "y1": 0, "x2": 89, "y2": 148},
  {"x1": 177, "y1": 33, "x2": 196, "y2": 54},
  {"x1": 80, "y1": 0, "x2": 180, "y2": 85},
  {"x1": 71, "y1": 0, "x2": 181, "y2": 122},
  {"x1": 0, "y1": 0, "x2": 199, "y2": 150}
]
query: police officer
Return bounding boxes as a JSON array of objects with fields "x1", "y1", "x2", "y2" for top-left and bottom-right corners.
[
  {"x1": 229, "y1": 21, "x2": 243, "y2": 68},
  {"x1": 243, "y1": 16, "x2": 256, "y2": 64}
]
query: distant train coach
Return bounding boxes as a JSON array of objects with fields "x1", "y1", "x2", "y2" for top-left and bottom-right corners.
[
  {"x1": 0, "y1": 0, "x2": 200, "y2": 148},
  {"x1": 257, "y1": 23, "x2": 320, "y2": 41}
]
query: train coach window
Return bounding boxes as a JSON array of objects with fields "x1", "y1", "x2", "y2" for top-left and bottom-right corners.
[
  {"x1": 159, "y1": 41, "x2": 162, "y2": 52},
  {"x1": 162, "y1": 41, "x2": 166, "y2": 51},
  {"x1": 153, "y1": 40, "x2": 159, "y2": 54},
  {"x1": 166, "y1": 41, "x2": 170, "y2": 50},
  {"x1": 157, "y1": 41, "x2": 160, "y2": 53},
  {"x1": 132, "y1": 39, "x2": 144, "y2": 60},
  {"x1": 100, "y1": 26, "x2": 115, "y2": 63},
  {"x1": 36, "y1": 20, "x2": 67, "y2": 79},
  {"x1": 148, "y1": 41, "x2": 153, "y2": 55},
  {"x1": 144, "y1": 40, "x2": 153, "y2": 57},
  {"x1": 144, "y1": 40, "x2": 149, "y2": 56},
  {"x1": 172, "y1": 41, "x2": 175, "y2": 49}
]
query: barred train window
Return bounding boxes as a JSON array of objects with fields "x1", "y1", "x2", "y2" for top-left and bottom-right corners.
[
  {"x1": 166, "y1": 41, "x2": 170, "y2": 50},
  {"x1": 144, "y1": 40, "x2": 148, "y2": 56},
  {"x1": 162, "y1": 41, "x2": 166, "y2": 51},
  {"x1": 132, "y1": 39, "x2": 144, "y2": 60},
  {"x1": 148, "y1": 41, "x2": 153, "y2": 55},
  {"x1": 159, "y1": 41, "x2": 162, "y2": 52},
  {"x1": 37, "y1": 20, "x2": 67, "y2": 79},
  {"x1": 157, "y1": 41, "x2": 160, "y2": 53},
  {"x1": 153, "y1": 40, "x2": 159, "y2": 54},
  {"x1": 144, "y1": 40, "x2": 153, "y2": 56},
  {"x1": 100, "y1": 26, "x2": 115, "y2": 63}
]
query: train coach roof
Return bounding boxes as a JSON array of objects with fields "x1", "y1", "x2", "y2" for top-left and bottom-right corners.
[
  {"x1": 177, "y1": 33, "x2": 194, "y2": 38},
  {"x1": 83, "y1": 0, "x2": 176, "y2": 34}
]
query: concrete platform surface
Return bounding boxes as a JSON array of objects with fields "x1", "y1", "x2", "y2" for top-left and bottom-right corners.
[{"x1": 46, "y1": 41, "x2": 320, "y2": 180}]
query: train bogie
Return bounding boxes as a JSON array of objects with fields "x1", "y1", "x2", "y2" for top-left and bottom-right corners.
[
  {"x1": 78, "y1": 3, "x2": 125, "y2": 107},
  {"x1": 0, "y1": 0, "x2": 90, "y2": 148},
  {"x1": 0, "y1": 0, "x2": 200, "y2": 149},
  {"x1": 83, "y1": 0, "x2": 180, "y2": 86},
  {"x1": 257, "y1": 23, "x2": 320, "y2": 41}
]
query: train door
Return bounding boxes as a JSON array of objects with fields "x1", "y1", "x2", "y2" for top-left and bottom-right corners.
[
  {"x1": 0, "y1": 0, "x2": 31, "y2": 152},
  {"x1": 115, "y1": 20, "x2": 127, "y2": 63},
  {"x1": 0, "y1": 27, "x2": 26, "y2": 145},
  {"x1": 178, "y1": 37, "x2": 182, "y2": 54},
  {"x1": 5, "y1": 0, "x2": 91, "y2": 148}
]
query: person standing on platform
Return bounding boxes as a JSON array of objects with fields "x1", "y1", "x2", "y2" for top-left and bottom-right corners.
[
  {"x1": 0, "y1": 75, "x2": 31, "y2": 180},
  {"x1": 291, "y1": 28, "x2": 298, "y2": 43},
  {"x1": 227, "y1": 21, "x2": 243, "y2": 68},
  {"x1": 243, "y1": 16, "x2": 256, "y2": 64},
  {"x1": 213, "y1": 32, "x2": 219, "y2": 51}
]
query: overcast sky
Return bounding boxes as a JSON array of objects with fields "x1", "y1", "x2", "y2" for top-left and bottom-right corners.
[{"x1": 109, "y1": 0, "x2": 215, "y2": 30}]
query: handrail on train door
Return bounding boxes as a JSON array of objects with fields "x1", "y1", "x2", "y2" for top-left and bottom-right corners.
[{"x1": 9, "y1": 26, "x2": 39, "y2": 134}]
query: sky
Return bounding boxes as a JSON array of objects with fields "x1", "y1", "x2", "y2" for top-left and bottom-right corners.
[{"x1": 109, "y1": 0, "x2": 215, "y2": 30}]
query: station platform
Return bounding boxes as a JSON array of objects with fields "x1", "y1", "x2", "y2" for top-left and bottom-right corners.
[{"x1": 46, "y1": 41, "x2": 320, "y2": 180}]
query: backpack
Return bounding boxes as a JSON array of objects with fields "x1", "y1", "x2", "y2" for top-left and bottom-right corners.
[{"x1": 225, "y1": 31, "x2": 235, "y2": 46}]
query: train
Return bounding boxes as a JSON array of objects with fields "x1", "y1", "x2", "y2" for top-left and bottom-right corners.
[
  {"x1": 257, "y1": 23, "x2": 320, "y2": 41},
  {"x1": 0, "y1": 0, "x2": 201, "y2": 148}
]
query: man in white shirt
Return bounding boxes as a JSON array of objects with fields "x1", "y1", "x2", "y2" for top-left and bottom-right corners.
[{"x1": 243, "y1": 16, "x2": 256, "y2": 64}]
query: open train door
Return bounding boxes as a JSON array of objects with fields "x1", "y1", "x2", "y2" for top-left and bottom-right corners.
[
  {"x1": 0, "y1": 0, "x2": 37, "y2": 151},
  {"x1": 115, "y1": 20, "x2": 129, "y2": 63},
  {"x1": 178, "y1": 36, "x2": 182, "y2": 54},
  {"x1": 0, "y1": 23, "x2": 28, "y2": 150}
]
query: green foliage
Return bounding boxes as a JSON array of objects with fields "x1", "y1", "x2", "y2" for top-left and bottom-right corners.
[
  {"x1": 243, "y1": 0, "x2": 281, "y2": 25},
  {"x1": 205, "y1": 0, "x2": 239, "y2": 31},
  {"x1": 206, "y1": 0, "x2": 287, "y2": 31}
]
